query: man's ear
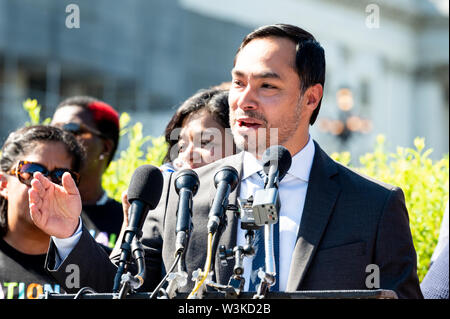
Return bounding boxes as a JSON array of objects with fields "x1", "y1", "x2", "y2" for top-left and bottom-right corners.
[
  {"x1": 304, "y1": 83, "x2": 323, "y2": 112},
  {"x1": 0, "y1": 172, "x2": 9, "y2": 200}
]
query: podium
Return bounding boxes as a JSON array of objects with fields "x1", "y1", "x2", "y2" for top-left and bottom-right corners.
[{"x1": 41, "y1": 289, "x2": 397, "y2": 299}]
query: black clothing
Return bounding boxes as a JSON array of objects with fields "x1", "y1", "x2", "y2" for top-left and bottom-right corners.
[
  {"x1": 81, "y1": 197, "x2": 123, "y2": 250},
  {"x1": 0, "y1": 238, "x2": 62, "y2": 299}
]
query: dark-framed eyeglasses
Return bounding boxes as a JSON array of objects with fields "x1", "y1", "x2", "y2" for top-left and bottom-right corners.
[
  {"x1": 8, "y1": 160, "x2": 80, "y2": 187},
  {"x1": 60, "y1": 122, "x2": 106, "y2": 139}
]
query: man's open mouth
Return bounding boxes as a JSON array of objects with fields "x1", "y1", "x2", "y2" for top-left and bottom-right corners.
[{"x1": 237, "y1": 118, "x2": 263, "y2": 129}]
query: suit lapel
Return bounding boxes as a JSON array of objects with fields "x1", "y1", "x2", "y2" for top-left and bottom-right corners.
[{"x1": 286, "y1": 141, "x2": 341, "y2": 291}]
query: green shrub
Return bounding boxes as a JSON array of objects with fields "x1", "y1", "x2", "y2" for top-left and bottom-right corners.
[
  {"x1": 102, "y1": 113, "x2": 168, "y2": 202},
  {"x1": 332, "y1": 135, "x2": 449, "y2": 281},
  {"x1": 23, "y1": 99, "x2": 51, "y2": 125}
]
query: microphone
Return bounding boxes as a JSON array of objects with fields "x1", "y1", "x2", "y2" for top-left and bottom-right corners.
[
  {"x1": 126, "y1": 165, "x2": 164, "y2": 240},
  {"x1": 207, "y1": 166, "x2": 239, "y2": 234},
  {"x1": 174, "y1": 169, "x2": 200, "y2": 254},
  {"x1": 253, "y1": 145, "x2": 292, "y2": 294},
  {"x1": 113, "y1": 164, "x2": 164, "y2": 292},
  {"x1": 262, "y1": 145, "x2": 292, "y2": 188},
  {"x1": 252, "y1": 145, "x2": 292, "y2": 225}
]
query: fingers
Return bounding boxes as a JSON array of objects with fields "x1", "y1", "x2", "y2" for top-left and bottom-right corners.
[
  {"x1": 28, "y1": 187, "x2": 42, "y2": 208},
  {"x1": 30, "y1": 177, "x2": 46, "y2": 199},
  {"x1": 29, "y1": 177, "x2": 45, "y2": 211},
  {"x1": 28, "y1": 173, "x2": 49, "y2": 230},
  {"x1": 28, "y1": 189, "x2": 46, "y2": 230},
  {"x1": 61, "y1": 172, "x2": 80, "y2": 196},
  {"x1": 121, "y1": 190, "x2": 130, "y2": 226},
  {"x1": 121, "y1": 190, "x2": 129, "y2": 207},
  {"x1": 33, "y1": 171, "x2": 52, "y2": 190},
  {"x1": 28, "y1": 201, "x2": 42, "y2": 225}
]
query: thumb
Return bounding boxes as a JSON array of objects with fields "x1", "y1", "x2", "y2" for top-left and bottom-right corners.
[
  {"x1": 61, "y1": 172, "x2": 80, "y2": 196},
  {"x1": 121, "y1": 190, "x2": 130, "y2": 226}
]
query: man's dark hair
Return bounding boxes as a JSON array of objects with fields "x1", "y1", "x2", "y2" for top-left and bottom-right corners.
[
  {"x1": 0, "y1": 125, "x2": 86, "y2": 237},
  {"x1": 56, "y1": 96, "x2": 120, "y2": 165},
  {"x1": 235, "y1": 24, "x2": 326, "y2": 125},
  {"x1": 163, "y1": 88, "x2": 230, "y2": 163}
]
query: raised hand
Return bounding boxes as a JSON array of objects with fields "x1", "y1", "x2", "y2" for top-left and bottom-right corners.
[{"x1": 28, "y1": 171, "x2": 82, "y2": 239}]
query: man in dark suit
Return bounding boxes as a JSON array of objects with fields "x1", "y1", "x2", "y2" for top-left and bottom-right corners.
[{"x1": 28, "y1": 24, "x2": 423, "y2": 298}]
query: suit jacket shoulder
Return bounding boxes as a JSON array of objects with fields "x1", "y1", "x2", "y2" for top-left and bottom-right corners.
[{"x1": 296, "y1": 141, "x2": 422, "y2": 298}]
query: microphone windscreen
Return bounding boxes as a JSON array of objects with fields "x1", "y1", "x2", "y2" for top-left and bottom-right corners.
[
  {"x1": 127, "y1": 165, "x2": 164, "y2": 209},
  {"x1": 174, "y1": 169, "x2": 200, "y2": 196},
  {"x1": 262, "y1": 145, "x2": 292, "y2": 181},
  {"x1": 214, "y1": 165, "x2": 239, "y2": 192}
]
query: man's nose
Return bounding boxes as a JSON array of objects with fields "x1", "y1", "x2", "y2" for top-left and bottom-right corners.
[{"x1": 236, "y1": 84, "x2": 258, "y2": 111}]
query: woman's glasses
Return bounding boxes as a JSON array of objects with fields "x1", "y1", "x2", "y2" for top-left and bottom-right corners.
[
  {"x1": 60, "y1": 122, "x2": 106, "y2": 139},
  {"x1": 9, "y1": 161, "x2": 80, "y2": 187}
]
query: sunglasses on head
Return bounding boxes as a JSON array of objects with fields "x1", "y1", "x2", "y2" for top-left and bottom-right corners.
[
  {"x1": 60, "y1": 122, "x2": 106, "y2": 139},
  {"x1": 9, "y1": 161, "x2": 80, "y2": 187}
]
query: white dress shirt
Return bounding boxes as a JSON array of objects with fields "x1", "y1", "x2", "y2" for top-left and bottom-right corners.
[{"x1": 236, "y1": 137, "x2": 315, "y2": 291}]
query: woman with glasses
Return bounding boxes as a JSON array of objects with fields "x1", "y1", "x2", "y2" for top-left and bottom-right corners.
[
  {"x1": 0, "y1": 125, "x2": 85, "y2": 299},
  {"x1": 51, "y1": 96, "x2": 123, "y2": 251}
]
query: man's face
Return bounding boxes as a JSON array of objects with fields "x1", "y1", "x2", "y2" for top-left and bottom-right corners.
[{"x1": 229, "y1": 37, "x2": 310, "y2": 157}]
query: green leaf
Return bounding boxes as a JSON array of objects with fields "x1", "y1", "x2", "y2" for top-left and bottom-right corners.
[{"x1": 334, "y1": 136, "x2": 449, "y2": 282}]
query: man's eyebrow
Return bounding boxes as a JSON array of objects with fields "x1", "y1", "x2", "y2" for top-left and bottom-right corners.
[{"x1": 231, "y1": 69, "x2": 281, "y2": 80}]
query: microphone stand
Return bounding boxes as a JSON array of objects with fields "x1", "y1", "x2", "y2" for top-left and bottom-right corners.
[
  {"x1": 214, "y1": 228, "x2": 256, "y2": 297},
  {"x1": 252, "y1": 169, "x2": 279, "y2": 299},
  {"x1": 114, "y1": 236, "x2": 146, "y2": 299},
  {"x1": 164, "y1": 254, "x2": 188, "y2": 299},
  {"x1": 150, "y1": 229, "x2": 191, "y2": 299},
  {"x1": 188, "y1": 219, "x2": 227, "y2": 299},
  {"x1": 157, "y1": 232, "x2": 191, "y2": 299},
  {"x1": 152, "y1": 206, "x2": 194, "y2": 299},
  {"x1": 113, "y1": 199, "x2": 149, "y2": 294},
  {"x1": 253, "y1": 224, "x2": 276, "y2": 299},
  {"x1": 208, "y1": 201, "x2": 257, "y2": 298},
  {"x1": 209, "y1": 211, "x2": 228, "y2": 281}
]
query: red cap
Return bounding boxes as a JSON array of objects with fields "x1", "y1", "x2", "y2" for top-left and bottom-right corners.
[{"x1": 87, "y1": 101, "x2": 119, "y2": 129}]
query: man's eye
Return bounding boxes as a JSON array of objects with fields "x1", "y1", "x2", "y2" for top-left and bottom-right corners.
[
  {"x1": 262, "y1": 83, "x2": 277, "y2": 89},
  {"x1": 233, "y1": 79, "x2": 244, "y2": 87}
]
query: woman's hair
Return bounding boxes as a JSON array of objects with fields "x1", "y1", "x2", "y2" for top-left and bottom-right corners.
[
  {"x1": 0, "y1": 125, "x2": 86, "y2": 237},
  {"x1": 163, "y1": 88, "x2": 230, "y2": 163}
]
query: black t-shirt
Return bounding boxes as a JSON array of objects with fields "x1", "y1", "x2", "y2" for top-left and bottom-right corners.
[
  {"x1": 81, "y1": 197, "x2": 123, "y2": 249},
  {"x1": 0, "y1": 238, "x2": 63, "y2": 299}
]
